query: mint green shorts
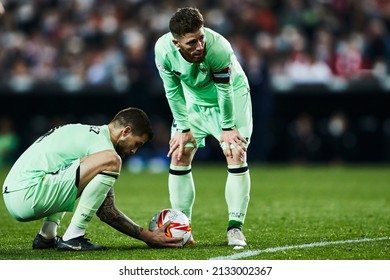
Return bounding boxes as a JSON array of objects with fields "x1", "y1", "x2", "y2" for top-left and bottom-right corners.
[
  {"x1": 3, "y1": 159, "x2": 79, "y2": 222},
  {"x1": 172, "y1": 89, "x2": 253, "y2": 148}
]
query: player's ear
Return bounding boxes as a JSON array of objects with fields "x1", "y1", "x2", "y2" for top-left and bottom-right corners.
[
  {"x1": 122, "y1": 126, "x2": 132, "y2": 136},
  {"x1": 172, "y1": 39, "x2": 180, "y2": 48}
]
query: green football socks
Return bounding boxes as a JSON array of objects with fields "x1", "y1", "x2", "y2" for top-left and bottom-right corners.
[
  {"x1": 225, "y1": 164, "x2": 250, "y2": 230},
  {"x1": 63, "y1": 171, "x2": 118, "y2": 241},
  {"x1": 39, "y1": 212, "x2": 66, "y2": 239},
  {"x1": 168, "y1": 165, "x2": 195, "y2": 221}
]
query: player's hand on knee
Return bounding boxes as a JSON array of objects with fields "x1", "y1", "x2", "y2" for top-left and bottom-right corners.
[
  {"x1": 220, "y1": 130, "x2": 247, "y2": 159},
  {"x1": 168, "y1": 131, "x2": 197, "y2": 161}
]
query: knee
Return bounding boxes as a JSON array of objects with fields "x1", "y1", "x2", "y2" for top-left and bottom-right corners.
[
  {"x1": 224, "y1": 148, "x2": 247, "y2": 165},
  {"x1": 171, "y1": 147, "x2": 195, "y2": 165},
  {"x1": 103, "y1": 150, "x2": 122, "y2": 172}
]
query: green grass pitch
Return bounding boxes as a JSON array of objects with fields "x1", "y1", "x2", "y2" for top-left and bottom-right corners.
[{"x1": 0, "y1": 164, "x2": 389, "y2": 260}]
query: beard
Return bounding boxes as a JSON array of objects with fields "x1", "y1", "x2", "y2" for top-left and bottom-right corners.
[{"x1": 115, "y1": 141, "x2": 132, "y2": 159}]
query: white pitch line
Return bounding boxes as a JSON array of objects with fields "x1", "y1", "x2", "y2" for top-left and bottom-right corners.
[{"x1": 209, "y1": 237, "x2": 390, "y2": 260}]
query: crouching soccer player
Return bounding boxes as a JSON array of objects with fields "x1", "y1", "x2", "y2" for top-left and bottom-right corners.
[{"x1": 2, "y1": 107, "x2": 183, "y2": 250}]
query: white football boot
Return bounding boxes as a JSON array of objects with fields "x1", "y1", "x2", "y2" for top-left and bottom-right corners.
[{"x1": 227, "y1": 228, "x2": 247, "y2": 246}]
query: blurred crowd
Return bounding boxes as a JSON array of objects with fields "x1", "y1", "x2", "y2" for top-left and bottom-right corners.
[
  {"x1": 1, "y1": 0, "x2": 390, "y2": 167},
  {"x1": 1, "y1": 0, "x2": 390, "y2": 93}
]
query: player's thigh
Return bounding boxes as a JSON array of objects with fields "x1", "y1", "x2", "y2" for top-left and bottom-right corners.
[
  {"x1": 32, "y1": 159, "x2": 80, "y2": 218},
  {"x1": 3, "y1": 189, "x2": 35, "y2": 221},
  {"x1": 195, "y1": 95, "x2": 252, "y2": 145},
  {"x1": 3, "y1": 160, "x2": 79, "y2": 221},
  {"x1": 171, "y1": 107, "x2": 208, "y2": 149}
]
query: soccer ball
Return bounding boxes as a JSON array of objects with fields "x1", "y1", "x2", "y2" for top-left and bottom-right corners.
[{"x1": 149, "y1": 209, "x2": 192, "y2": 245}]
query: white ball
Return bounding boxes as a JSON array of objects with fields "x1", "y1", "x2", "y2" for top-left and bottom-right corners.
[{"x1": 149, "y1": 209, "x2": 192, "y2": 245}]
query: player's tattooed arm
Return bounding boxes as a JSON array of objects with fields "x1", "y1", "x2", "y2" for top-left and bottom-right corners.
[
  {"x1": 96, "y1": 188, "x2": 144, "y2": 239},
  {"x1": 97, "y1": 188, "x2": 183, "y2": 248}
]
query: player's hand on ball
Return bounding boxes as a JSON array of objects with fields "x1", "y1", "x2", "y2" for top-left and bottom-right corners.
[{"x1": 145, "y1": 221, "x2": 184, "y2": 248}]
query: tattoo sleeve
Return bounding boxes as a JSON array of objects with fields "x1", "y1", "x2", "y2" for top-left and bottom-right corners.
[{"x1": 96, "y1": 188, "x2": 144, "y2": 240}]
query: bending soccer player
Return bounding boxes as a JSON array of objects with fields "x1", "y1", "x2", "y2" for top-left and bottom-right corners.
[
  {"x1": 154, "y1": 7, "x2": 253, "y2": 246},
  {"x1": 2, "y1": 107, "x2": 183, "y2": 250}
]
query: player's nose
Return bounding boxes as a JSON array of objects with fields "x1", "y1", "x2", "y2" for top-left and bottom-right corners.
[
  {"x1": 131, "y1": 147, "x2": 139, "y2": 154},
  {"x1": 195, "y1": 40, "x2": 203, "y2": 50}
]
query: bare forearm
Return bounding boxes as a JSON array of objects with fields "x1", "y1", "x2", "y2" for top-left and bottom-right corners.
[
  {"x1": 98, "y1": 207, "x2": 144, "y2": 239},
  {"x1": 97, "y1": 203, "x2": 167, "y2": 246},
  {"x1": 96, "y1": 189, "x2": 182, "y2": 248},
  {"x1": 96, "y1": 189, "x2": 144, "y2": 240}
]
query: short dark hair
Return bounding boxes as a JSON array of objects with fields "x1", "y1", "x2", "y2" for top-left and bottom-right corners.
[
  {"x1": 110, "y1": 107, "x2": 153, "y2": 140},
  {"x1": 169, "y1": 7, "x2": 204, "y2": 38}
]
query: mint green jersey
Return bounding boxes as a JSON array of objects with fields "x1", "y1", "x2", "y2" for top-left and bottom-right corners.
[
  {"x1": 155, "y1": 27, "x2": 250, "y2": 131},
  {"x1": 3, "y1": 124, "x2": 114, "y2": 193}
]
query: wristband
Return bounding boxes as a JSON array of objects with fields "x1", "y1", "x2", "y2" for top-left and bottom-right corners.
[
  {"x1": 222, "y1": 127, "x2": 235, "y2": 131},
  {"x1": 176, "y1": 128, "x2": 190, "y2": 133}
]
